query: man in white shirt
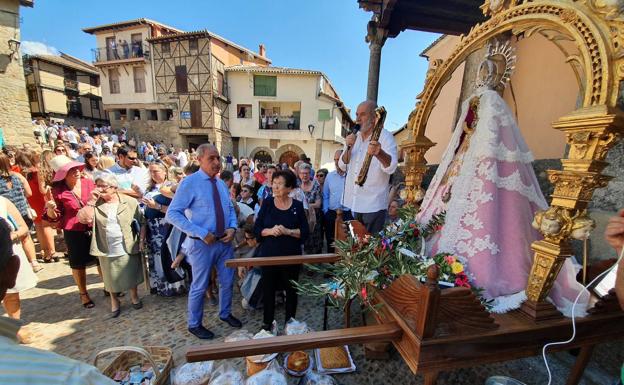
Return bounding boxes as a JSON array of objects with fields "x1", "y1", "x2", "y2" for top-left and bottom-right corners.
[
  {"x1": 65, "y1": 128, "x2": 79, "y2": 150},
  {"x1": 176, "y1": 148, "x2": 189, "y2": 168},
  {"x1": 107, "y1": 147, "x2": 149, "y2": 199},
  {"x1": 338, "y1": 100, "x2": 397, "y2": 233}
]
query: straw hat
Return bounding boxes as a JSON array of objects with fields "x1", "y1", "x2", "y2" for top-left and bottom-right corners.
[{"x1": 50, "y1": 155, "x2": 84, "y2": 183}]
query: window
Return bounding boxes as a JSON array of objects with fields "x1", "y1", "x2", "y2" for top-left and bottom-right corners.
[
  {"x1": 133, "y1": 66, "x2": 146, "y2": 93},
  {"x1": 175, "y1": 65, "x2": 188, "y2": 93},
  {"x1": 189, "y1": 38, "x2": 198, "y2": 51},
  {"x1": 147, "y1": 110, "x2": 158, "y2": 120},
  {"x1": 162, "y1": 42, "x2": 170, "y2": 54},
  {"x1": 108, "y1": 69, "x2": 120, "y2": 94},
  {"x1": 190, "y1": 99, "x2": 202, "y2": 127},
  {"x1": 217, "y1": 71, "x2": 225, "y2": 96},
  {"x1": 90, "y1": 75, "x2": 99, "y2": 87},
  {"x1": 90, "y1": 99, "x2": 99, "y2": 110},
  {"x1": 318, "y1": 109, "x2": 331, "y2": 121},
  {"x1": 64, "y1": 69, "x2": 77, "y2": 80},
  {"x1": 237, "y1": 104, "x2": 251, "y2": 118},
  {"x1": 253, "y1": 75, "x2": 276, "y2": 96}
]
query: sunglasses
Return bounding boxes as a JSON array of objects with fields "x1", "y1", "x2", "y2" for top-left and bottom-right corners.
[
  {"x1": 317, "y1": 174, "x2": 326, "y2": 178},
  {"x1": 244, "y1": 235, "x2": 255, "y2": 240},
  {"x1": 126, "y1": 156, "x2": 137, "y2": 160}
]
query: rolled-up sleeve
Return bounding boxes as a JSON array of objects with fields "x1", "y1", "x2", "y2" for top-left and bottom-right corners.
[
  {"x1": 165, "y1": 178, "x2": 208, "y2": 240},
  {"x1": 379, "y1": 130, "x2": 398, "y2": 175}
]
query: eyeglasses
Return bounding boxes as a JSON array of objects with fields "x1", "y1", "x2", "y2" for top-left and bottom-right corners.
[
  {"x1": 126, "y1": 156, "x2": 137, "y2": 161},
  {"x1": 317, "y1": 174, "x2": 326, "y2": 178},
  {"x1": 244, "y1": 235, "x2": 255, "y2": 240}
]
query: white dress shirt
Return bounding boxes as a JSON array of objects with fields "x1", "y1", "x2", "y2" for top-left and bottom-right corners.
[
  {"x1": 338, "y1": 128, "x2": 398, "y2": 213},
  {"x1": 106, "y1": 163, "x2": 150, "y2": 195}
]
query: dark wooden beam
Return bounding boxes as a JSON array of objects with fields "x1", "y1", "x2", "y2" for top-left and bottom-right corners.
[
  {"x1": 186, "y1": 322, "x2": 403, "y2": 362},
  {"x1": 360, "y1": 0, "x2": 485, "y2": 37},
  {"x1": 225, "y1": 253, "x2": 340, "y2": 268}
]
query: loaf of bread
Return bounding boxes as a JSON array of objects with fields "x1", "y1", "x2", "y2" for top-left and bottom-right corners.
[
  {"x1": 318, "y1": 346, "x2": 350, "y2": 369},
  {"x1": 286, "y1": 351, "x2": 310, "y2": 372}
]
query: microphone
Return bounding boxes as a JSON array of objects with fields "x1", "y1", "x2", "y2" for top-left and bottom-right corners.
[{"x1": 347, "y1": 124, "x2": 360, "y2": 149}]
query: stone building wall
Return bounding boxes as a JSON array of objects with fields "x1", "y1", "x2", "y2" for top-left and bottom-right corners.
[{"x1": 0, "y1": 0, "x2": 34, "y2": 146}]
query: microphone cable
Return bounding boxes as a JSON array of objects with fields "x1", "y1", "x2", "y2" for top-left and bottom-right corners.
[{"x1": 542, "y1": 245, "x2": 624, "y2": 385}]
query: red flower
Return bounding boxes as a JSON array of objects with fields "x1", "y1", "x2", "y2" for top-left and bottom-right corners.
[{"x1": 361, "y1": 286, "x2": 368, "y2": 300}]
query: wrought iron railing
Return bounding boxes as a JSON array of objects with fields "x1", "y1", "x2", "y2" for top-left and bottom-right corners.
[{"x1": 92, "y1": 42, "x2": 149, "y2": 63}]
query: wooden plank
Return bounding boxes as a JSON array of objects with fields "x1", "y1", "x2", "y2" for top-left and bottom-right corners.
[
  {"x1": 225, "y1": 253, "x2": 340, "y2": 267},
  {"x1": 566, "y1": 345, "x2": 595, "y2": 385},
  {"x1": 186, "y1": 322, "x2": 403, "y2": 362}
]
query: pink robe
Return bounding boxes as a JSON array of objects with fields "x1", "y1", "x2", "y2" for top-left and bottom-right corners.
[{"x1": 417, "y1": 89, "x2": 587, "y2": 316}]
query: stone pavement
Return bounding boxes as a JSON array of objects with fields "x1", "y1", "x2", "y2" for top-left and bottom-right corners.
[{"x1": 8, "y1": 256, "x2": 624, "y2": 385}]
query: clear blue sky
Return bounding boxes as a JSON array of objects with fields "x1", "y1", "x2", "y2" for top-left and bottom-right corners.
[{"x1": 20, "y1": 0, "x2": 439, "y2": 132}]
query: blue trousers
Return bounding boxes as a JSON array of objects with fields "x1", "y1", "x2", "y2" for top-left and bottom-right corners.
[{"x1": 185, "y1": 239, "x2": 235, "y2": 328}]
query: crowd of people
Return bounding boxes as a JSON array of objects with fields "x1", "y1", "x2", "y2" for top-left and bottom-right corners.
[
  {"x1": 2, "y1": 101, "x2": 412, "y2": 344},
  {"x1": 2, "y1": 101, "x2": 624, "y2": 384}
]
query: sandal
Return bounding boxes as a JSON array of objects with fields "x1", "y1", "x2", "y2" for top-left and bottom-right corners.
[{"x1": 79, "y1": 293, "x2": 95, "y2": 309}]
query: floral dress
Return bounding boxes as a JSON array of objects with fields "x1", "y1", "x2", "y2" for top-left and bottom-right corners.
[
  {"x1": 302, "y1": 180, "x2": 323, "y2": 254},
  {"x1": 144, "y1": 185, "x2": 187, "y2": 296}
]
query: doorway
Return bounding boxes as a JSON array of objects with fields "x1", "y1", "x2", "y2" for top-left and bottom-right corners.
[{"x1": 279, "y1": 151, "x2": 299, "y2": 167}]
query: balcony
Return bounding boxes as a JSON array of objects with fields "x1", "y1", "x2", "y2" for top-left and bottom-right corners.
[
  {"x1": 92, "y1": 42, "x2": 149, "y2": 65},
  {"x1": 259, "y1": 115, "x2": 300, "y2": 130},
  {"x1": 258, "y1": 101, "x2": 301, "y2": 130},
  {"x1": 64, "y1": 78, "x2": 79, "y2": 90}
]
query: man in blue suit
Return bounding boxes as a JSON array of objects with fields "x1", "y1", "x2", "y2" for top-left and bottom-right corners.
[{"x1": 166, "y1": 143, "x2": 242, "y2": 339}]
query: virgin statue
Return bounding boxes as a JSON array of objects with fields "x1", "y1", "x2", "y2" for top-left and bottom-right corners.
[{"x1": 416, "y1": 42, "x2": 588, "y2": 316}]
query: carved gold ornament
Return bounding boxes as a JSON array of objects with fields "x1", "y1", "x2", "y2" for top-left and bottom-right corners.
[{"x1": 402, "y1": 0, "x2": 624, "y2": 312}]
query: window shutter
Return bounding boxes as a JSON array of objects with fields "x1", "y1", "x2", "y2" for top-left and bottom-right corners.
[
  {"x1": 190, "y1": 100, "x2": 202, "y2": 128},
  {"x1": 176, "y1": 65, "x2": 188, "y2": 93},
  {"x1": 253, "y1": 75, "x2": 276, "y2": 96}
]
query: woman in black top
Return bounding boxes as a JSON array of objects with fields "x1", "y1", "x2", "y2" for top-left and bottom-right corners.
[{"x1": 254, "y1": 170, "x2": 309, "y2": 330}]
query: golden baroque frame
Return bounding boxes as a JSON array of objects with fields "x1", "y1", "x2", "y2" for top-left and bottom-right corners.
[{"x1": 402, "y1": 0, "x2": 624, "y2": 310}]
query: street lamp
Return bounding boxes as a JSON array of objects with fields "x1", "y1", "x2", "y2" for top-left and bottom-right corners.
[
  {"x1": 308, "y1": 124, "x2": 315, "y2": 135},
  {"x1": 7, "y1": 39, "x2": 20, "y2": 60}
]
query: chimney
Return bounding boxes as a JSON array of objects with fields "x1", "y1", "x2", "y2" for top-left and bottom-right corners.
[{"x1": 259, "y1": 44, "x2": 266, "y2": 58}]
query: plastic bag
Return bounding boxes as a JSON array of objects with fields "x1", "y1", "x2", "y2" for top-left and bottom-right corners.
[
  {"x1": 298, "y1": 370, "x2": 338, "y2": 385},
  {"x1": 224, "y1": 330, "x2": 254, "y2": 343},
  {"x1": 208, "y1": 363, "x2": 244, "y2": 385},
  {"x1": 285, "y1": 318, "x2": 310, "y2": 336},
  {"x1": 245, "y1": 360, "x2": 287, "y2": 385},
  {"x1": 247, "y1": 329, "x2": 277, "y2": 363},
  {"x1": 172, "y1": 361, "x2": 214, "y2": 385}
]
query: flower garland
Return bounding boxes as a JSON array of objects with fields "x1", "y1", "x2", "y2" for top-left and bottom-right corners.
[{"x1": 293, "y1": 206, "x2": 490, "y2": 313}]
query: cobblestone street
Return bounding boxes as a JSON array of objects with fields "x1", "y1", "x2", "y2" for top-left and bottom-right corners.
[{"x1": 6, "y1": 253, "x2": 621, "y2": 385}]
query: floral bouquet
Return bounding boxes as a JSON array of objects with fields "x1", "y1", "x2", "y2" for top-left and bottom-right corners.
[{"x1": 293, "y1": 206, "x2": 489, "y2": 312}]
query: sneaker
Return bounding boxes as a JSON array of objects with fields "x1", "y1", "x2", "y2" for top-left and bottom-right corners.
[
  {"x1": 220, "y1": 314, "x2": 242, "y2": 328},
  {"x1": 188, "y1": 325, "x2": 215, "y2": 340}
]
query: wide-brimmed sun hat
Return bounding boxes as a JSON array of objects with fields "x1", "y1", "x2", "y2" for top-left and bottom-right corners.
[{"x1": 50, "y1": 155, "x2": 84, "y2": 183}]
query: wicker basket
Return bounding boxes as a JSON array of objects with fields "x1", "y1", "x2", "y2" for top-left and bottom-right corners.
[{"x1": 94, "y1": 346, "x2": 173, "y2": 385}]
